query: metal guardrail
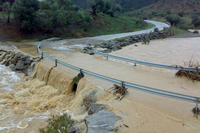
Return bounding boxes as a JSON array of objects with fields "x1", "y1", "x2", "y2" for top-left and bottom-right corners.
[
  {"x1": 86, "y1": 48, "x2": 200, "y2": 72},
  {"x1": 37, "y1": 38, "x2": 200, "y2": 113}
]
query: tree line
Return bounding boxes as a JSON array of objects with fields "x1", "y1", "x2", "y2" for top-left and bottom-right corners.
[{"x1": 0, "y1": 0, "x2": 122, "y2": 32}]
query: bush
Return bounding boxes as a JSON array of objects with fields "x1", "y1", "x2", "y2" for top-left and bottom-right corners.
[
  {"x1": 178, "y1": 17, "x2": 194, "y2": 30},
  {"x1": 39, "y1": 113, "x2": 73, "y2": 133},
  {"x1": 163, "y1": 27, "x2": 169, "y2": 31},
  {"x1": 166, "y1": 14, "x2": 180, "y2": 26},
  {"x1": 193, "y1": 30, "x2": 199, "y2": 34},
  {"x1": 12, "y1": 0, "x2": 40, "y2": 31},
  {"x1": 166, "y1": 10, "x2": 171, "y2": 15},
  {"x1": 192, "y1": 17, "x2": 200, "y2": 27},
  {"x1": 154, "y1": 28, "x2": 159, "y2": 32}
]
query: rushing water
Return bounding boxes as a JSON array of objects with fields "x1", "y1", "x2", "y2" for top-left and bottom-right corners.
[
  {"x1": 0, "y1": 62, "x2": 76, "y2": 132},
  {"x1": 0, "y1": 65, "x2": 21, "y2": 92},
  {"x1": 1, "y1": 37, "x2": 200, "y2": 132},
  {"x1": 0, "y1": 65, "x2": 50, "y2": 132}
]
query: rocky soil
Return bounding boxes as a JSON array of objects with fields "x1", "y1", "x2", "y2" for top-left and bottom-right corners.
[
  {"x1": 92, "y1": 29, "x2": 174, "y2": 52},
  {"x1": 0, "y1": 49, "x2": 40, "y2": 77}
]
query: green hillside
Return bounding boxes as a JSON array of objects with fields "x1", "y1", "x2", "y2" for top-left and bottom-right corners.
[
  {"x1": 71, "y1": 0, "x2": 159, "y2": 12},
  {"x1": 134, "y1": 0, "x2": 200, "y2": 13},
  {"x1": 71, "y1": 0, "x2": 200, "y2": 13}
]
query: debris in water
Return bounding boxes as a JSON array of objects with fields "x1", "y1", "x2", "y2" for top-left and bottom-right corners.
[
  {"x1": 110, "y1": 84, "x2": 128, "y2": 100},
  {"x1": 192, "y1": 107, "x2": 200, "y2": 119},
  {"x1": 176, "y1": 58, "x2": 200, "y2": 82}
]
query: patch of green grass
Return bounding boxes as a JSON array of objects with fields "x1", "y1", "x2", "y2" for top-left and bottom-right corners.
[
  {"x1": 11, "y1": 37, "x2": 48, "y2": 43},
  {"x1": 0, "y1": 11, "x2": 14, "y2": 18},
  {"x1": 88, "y1": 14, "x2": 155, "y2": 36},
  {"x1": 170, "y1": 26, "x2": 188, "y2": 35},
  {"x1": 150, "y1": 17, "x2": 167, "y2": 23}
]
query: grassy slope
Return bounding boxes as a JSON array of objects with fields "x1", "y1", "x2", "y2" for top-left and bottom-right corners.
[
  {"x1": 0, "y1": 12, "x2": 154, "y2": 41},
  {"x1": 150, "y1": 17, "x2": 167, "y2": 23},
  {"x1": 134, "y1": 0, "x2": 200, "y2": 13},
  {"x1": 0, "y1": 12, "x2": 13, "y2": 18},
  {"x1": 170, "y1": 26, "x2": 188, "y2": 35},
  {"x1": 150, "y1": 17, "x2": 189, "y2": 36},
  {"x1": 88, "y1": 14, "x2": 154, "y2": 36}
]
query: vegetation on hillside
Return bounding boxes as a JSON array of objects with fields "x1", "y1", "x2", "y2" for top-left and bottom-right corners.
[
  {"x1": 0, "y1": 0, "x2": 152, "y2": 40},
  {"x1": 39, "y1": 113, "x2": 73, "y2": 133},
  {"x1": 133, "y1": 0, "x2": 200, "y2": 14},
  {"x1": 71, "y1": 0, "x2": 200, "y2": 36},
  {"x1": 88, "y1": 0, "x2": 121, "y2": 17},
  {"x1": 71, "y1": 0, "x2": 159, "y2": 12}
]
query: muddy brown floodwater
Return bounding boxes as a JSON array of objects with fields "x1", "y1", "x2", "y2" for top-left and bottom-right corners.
[{"x1": 0, "y1": 37, "x2": 200, "y2": 132}]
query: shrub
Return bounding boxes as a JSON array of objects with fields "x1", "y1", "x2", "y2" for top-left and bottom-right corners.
[
  {"x1": 192, "y1": 17, "x2": 200, "y2": 27},
  {"x1": 166, "y1": 10, "x2": 171, "y2": 15},
  {"x1": 39, "y1": 113, "x2": 73, "y2": 133},
  {"x1": 163, "y1": 27, "x2": 169, "y2": 31},
  {"x1": 166, "y1": 14, "x2": 180, "y2": 26},
  {"x1": 193, "y1": 30, "x2": 199, "y2": 34},
  {"x1": 178, "y1": 17, "x2": 194, "y2": 30},
  {"x1": 154, "y1": 28, "x2": 159, "y2": 32},
  {"x1": 12, "y1": 0, "x2": 40, "y2": 31}
]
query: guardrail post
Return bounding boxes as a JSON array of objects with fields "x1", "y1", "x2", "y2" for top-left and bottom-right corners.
[
  {"x1": 121, "y1": 81, "x2": 124, "y2": 88},
  {"x1": 196, "y1": 98, "x2": 199, "y2": 110},
  {"x1": 80, "y1": 69, "x2": 82, "y2": 73},
  {"x1": 41, "y1": 52, "x2": 43, "y2": 59},
  {"x1": 55, "y1": 59, "x2": 57, "y2": 67},
  {"x1": 106, "y1": 54, "x2": 108, "y2": 60}
]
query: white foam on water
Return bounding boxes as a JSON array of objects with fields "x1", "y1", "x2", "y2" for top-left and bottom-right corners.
[
  {"x1": 53, "y1": 46, "x2": 74, "y2": 51},
  {"x1": 68, "y1": 44, "x2": 87, "y2": 50},
  {"x1": 52, "y1": 43, "x2": 86, "y2": 51},
  {"x1": 0, "y1": 126, "x2": 15, "y2": 131},
  {"x1": 0, "y1": 65, "x2": 21, "y2": 91},
  {"x1": 0, "y1": 114, "x2": 50, "y2": 131}
]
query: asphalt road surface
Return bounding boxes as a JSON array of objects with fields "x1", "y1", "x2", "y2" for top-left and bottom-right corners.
[{"x1": 63, "y1": 20, "x2": 170, "y2": 45}]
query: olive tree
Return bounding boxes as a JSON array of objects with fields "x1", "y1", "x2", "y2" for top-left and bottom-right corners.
[
  {"x1": 12, "y1": 0, "x2": 39, "y2": 30},
  {"x1": 1, "y1": 0, "x2": 15, "y2": 23},
  {"x1": 88, "y1": 0, "x2": 121, "y2": 17}
]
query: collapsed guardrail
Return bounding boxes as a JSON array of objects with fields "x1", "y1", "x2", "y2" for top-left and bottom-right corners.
[{"x1": 37, "y1": 38, "x2": 200, "y2": 116}]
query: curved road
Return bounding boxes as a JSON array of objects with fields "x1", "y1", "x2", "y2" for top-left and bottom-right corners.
[
  {"x1": 87, "y1": 20, "x2": 170, "y2": 41},
  {"x1": 61, "y1": 20, "x2": 170, "y2": 45},
  {"x1": 31, "y1": 20, "x2": 200, "y2": 132}
]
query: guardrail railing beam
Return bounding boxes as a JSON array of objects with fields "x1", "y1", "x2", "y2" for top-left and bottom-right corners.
[
  {"x1": 86, "y1": 48, "x2": 199, "y2": 72},
  {"x1": 37, "y1": 38, "x2": 200, "y2": 117}
]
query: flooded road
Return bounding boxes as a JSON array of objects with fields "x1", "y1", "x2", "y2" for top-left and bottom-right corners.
[{"x1": 1, "y1": 34, "x2": 200, "y2": 132}]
